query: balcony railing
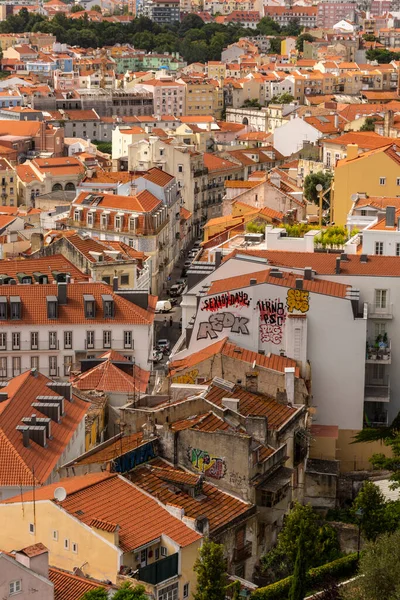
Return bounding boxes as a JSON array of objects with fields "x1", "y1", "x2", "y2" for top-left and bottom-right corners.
[
  {"x1": 364, "y1": 407, "x2": 388, "y2": 428},
  {"x1": 138, "y1": 553, "x2": 178, "y2": 585},
  {"x1": 233, "y1": 541, "x2": 252, "y2": 563},
  {"x1": 368, "y1": 303, "x2": 393, "y2": 319},
  {"x1": 366, "y1": 339, "x2": 391, "y2": 364},
  {"x1": 364, "y1": 380, "x2": 390, "y2": 403},
  {"x1": 84, "y1": 339, "x2": 133, "y2": 351}
]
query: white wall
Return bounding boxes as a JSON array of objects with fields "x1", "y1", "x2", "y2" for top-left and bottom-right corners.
[{"x1": 273, "y1": 117, "x2": 322, "y2": 157}]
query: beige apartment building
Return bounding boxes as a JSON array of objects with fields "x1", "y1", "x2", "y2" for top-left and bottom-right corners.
[
  {"x1": 0, "y1": 158, "x2": 17, "y2": 207},
  {"x1": 178, "y1": 77, "x2": 223, "y2": 118}
]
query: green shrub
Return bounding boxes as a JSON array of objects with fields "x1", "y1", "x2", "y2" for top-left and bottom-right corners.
[{"x1": 252, "y1": 554, "x2": 359, "y2": 600}]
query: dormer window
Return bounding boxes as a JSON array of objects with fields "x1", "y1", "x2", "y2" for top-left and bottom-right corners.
[
  {"x1": 10, "y1": 296, "x2": 21, "y2": 320},
  {"x1": 84, "y1": 294, "x2": 96, "y2": 319},
  {"x1": 0, "y1": 297, "x2": 6, "y2": 320},
  {"x1": 47, "y1": 296, "x2": 58, "y2": 319},
  {"x1": 102, "y1": 294, "x2": 114, "y2": 318}
]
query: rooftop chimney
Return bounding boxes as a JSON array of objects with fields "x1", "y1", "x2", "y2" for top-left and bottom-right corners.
[
  {"x1": 334, "y1": 113, "x2": 339, "y2": 129},
  {"x1": 113, "y1": 275, "x2": 119, "y2": 292},
  {"x1": 386, "y1": 206, "x2": 396, "y2": 228},
  {"x1": 215, "y1": 249, "x2": 222, "y2": 269},
  {"x1": 346, "y1": 143, "x2": 358, "y2": 161},
  {"x1": 295, "y1": 278, "x2": 303, "y2": 290},
  {"x1": 304, "y1": 267, "x2": 313, "y2": 280},
  {"x1": 360, "y1": 254, "x2": 368, "y2": 263},
  {"x1": 335, "y1": 256, "x2": 341, "y2": 274},
  {"x1": 57, "y1": 281, "x2": 67, "y2": 305},
  {"x1": 285, "y1": 367, "x2": 295, "y2": 404},
  {"x1": 221, "y1": 397, "x2": 240, "y2": 412}
]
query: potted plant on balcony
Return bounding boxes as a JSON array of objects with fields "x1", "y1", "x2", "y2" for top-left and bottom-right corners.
[{"x1": 382, "y1": 332, "x2": 388, "y2": 348}]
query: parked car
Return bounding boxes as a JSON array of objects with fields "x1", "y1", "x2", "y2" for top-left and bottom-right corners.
[
  {"x1": 157, "y1": 339, "x2": 170, "y2": 354},
  {"x1": 155, "y1": 300, "x2": 172, "y2": 313},
  {"x1": 193, "y1": 240, "x2": 201, "y2": 249},
  {"x1": 170, "y1": 283, "x2": 184, "y2": 297},
  {"x1": 176, "y1": 278, "x2": 186, "y2": 287},
  {"x1": 183, "y1": 260, "x2": 192, "y2": 269},
  {"x1": 169, "y1": 297, "x2": 179, "y2": 307}
]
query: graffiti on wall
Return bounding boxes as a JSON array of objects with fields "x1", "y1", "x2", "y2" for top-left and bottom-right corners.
[
  {"x1": 171, "y1": 369, "x2": 199, "y2": 384},
  {"x1": 197, "y1": 311, "x2": 250, "y2": 340},
  {"x1": 188, "y1": 447, "x2": 227, "y2": 479},
  {"x1": 201, "y1": 292, "x2": 250, "y2": 312},
  {"x1": 257, "y1": 298, "x2": 286, "y2": 345},
  {"x1": 113, "y1": 439, "x2": 157, "y2": 473},
  {"x1": 286, "y1": 289, "x2": 310, "y2": 313}
]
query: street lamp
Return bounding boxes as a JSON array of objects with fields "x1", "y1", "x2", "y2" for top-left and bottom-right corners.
[
  {"x1": 355, "y1": 507, "x2": 363, "y2": 560},
  {"x1": 316, "y1": 183, "x2": 323, "y2": 228}
]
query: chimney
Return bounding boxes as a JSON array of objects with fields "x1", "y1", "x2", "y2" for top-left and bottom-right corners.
[
  {"x1": 335, "y1": 256, "x2": 341, "y2": 274},
  {"x1": 386, "y1": 206, "x2": 396, "y2": 228},
  {"x1": 304, "y1": 267, "x2": 313, "y2": 280},
  {"x1": 346, "y1": 144, "x2": 358, "y2": 161},
  {"x1": 295, "y1": 278, "x2": 303, "y2": 289},
  {"x1": 113, "y1": 275, "x2": 119, "y2": 291},
  {"x1": 57, "y1": 281, "x2": 67, "y2": 305},
  {"x1": 221, "y1": 397, "x2": 240, "y2": 412},
  {"x1": 334, "y1": 113, "x2": 339, "y2": 129},
  {"x1": 46, "y1": 382, "x2": 72, "y2": 402},
  {"x1": 285, "y1": 367, "x2": 295, "y2": 404},
  {"x1": 384, "y1": 110, "x2": 393, "y2": 137},
  {"x1": 17, "y1": 425, "x2": 30, "y2": 447},
  {"x1": 360, "y1": 254, "x2": 368, "y2": 263},
  {"x1": 270, "y1": 172, "x2": 281, "y2": 188}
]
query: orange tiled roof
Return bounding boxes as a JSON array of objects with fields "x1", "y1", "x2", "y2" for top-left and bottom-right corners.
[
  {"x1": 0, "y1": 371, "x2": 88, "y2": 485},
  {"x1": 130, "y1": 459, "x2": 254, "y2": 534},
  {"x1": 0, "y1": 255, "x2": 88, "y2": 281},
  {"x1": 4, "y1": 473, "x2": 201, "y2": 551},
  {"x1": 203, "y1": 153, "x2": 239, "y2": 172},
  {"x1": 326, "y1": 131, "x2": 396, "y2": 147},
  {"x1": 49, "y1": 567, "x2": 111, "y2": 600},
  {"x1": 0, "y1": 283, "x2": 154, "y2": 325},
  {"x1": 142, "y1": 167, "x2": 174, "y2": 187},
  {"x1": 71, "y1": 360, "x2": 150, "y2": 394},
  {"x1": 74, "y1": 190, "x2": 161, "y2": 213},
  {"x1": 207, "y1": 268, "x2": 349, "y2": 299}
]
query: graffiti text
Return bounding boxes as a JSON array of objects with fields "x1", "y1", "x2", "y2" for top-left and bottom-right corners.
[{"x1": 197, "y1": 311, "x2": 250, "y2": 340}]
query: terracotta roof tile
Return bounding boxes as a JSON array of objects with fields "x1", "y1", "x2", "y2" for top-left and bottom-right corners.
[
  {"x1": 72, "y1": 361, "x2": 149, "y2": 394},
  {"x1": 49, "y1": 567, "x2": 110, "y2": 600},
  {"x1": 74, "y1": 190, "x2": 161, "y2": 213},
  {"x1": 143, "y1": 167, "x2": 174, "y2": 187},
  {"x1": 0, "y1": 255, "x2": 88, "y2": 282},
  {"x1": 129, "y1": 460, "x2": 254, "y2": 534}
]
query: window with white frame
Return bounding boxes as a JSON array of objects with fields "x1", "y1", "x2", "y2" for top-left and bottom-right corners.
[
  {"x1": 397, "y1": 178, "x2": 400, "y2": 186},
  {"x1": 64, "y1": 539, "x2": 69, "y2": 550},
  {"x1": 12, "y1": 357, "x2": 21, "y2": 376},
  {"x1": 86, "y1": 331, "x2": 95, "y2": 349},
  {"x1": 101, "y1": 213, "x2": 108, "y2": 228},
  {"x1": 49, "y1": 356, "x2": 58, "y2": 377},
  {"x1": 183, "y1": 583, "x2": 189, "y2": 598},
  {"x1": 87, "y1": 211, "x2": 94, "y2": 226},
  {"x1": 72, "y1": 542, "x2": 78, "y2": 553},
  {"x1": 103, "y1": 330, "x2": 111, "y2": 348},
  {"x1": 74, "y1": 209, "x2": 81, "y2": 221},
  {"x1": 375, "y1": 289, "x2": 388, "y2": 310},
  {"x1": 160, "y1": 546, "x2": 167, "y2": 557},
  {"x1": 123, "y1": 330, "x2": 132, "y2": 349},
  {"x1": 158, "y1": 582, "x2": 178, "y2": 600},
  {"x1": 64, "y1": 331, "x2": 72, "y2": 349},
  {"x1": 0, "y1": 357, "x2": 7, "y2": 378},
  {"x1": 49, "y1": 331, "x2": 57, "y2": 349},
  {"x1": 379, "y1": 177, "x2": 386, "y2": 185},
  {"x1": 0, "y1": 332, "x2": 6, "y2": 350},
  {"x1": 9, "y1": 580, "x2": 21, "y2": 595},
  {"x1": 115, "y1": 215, "x2": 122, "y2": 230},
  {"x1": 31, "y1": 331, "x2": 38, "y2": 350},
  {"x1": 12, "y1": 332, "x2": 20, "y2": 350},
  {"x1": 52, "y1": 530, "x2": 58, "y2": 541},
  {"x1": 31, "y1": 356, "x2": 39, "y2": 371},
  {"x1": 29, "y1": 523, "x2": 35, "y2": 534},
  {"x1": 375, "y1": 241, "x2": 384, "y2": 255},
  {"x1": 64, "y1": 356, "x2": 73, "y2": 376}
]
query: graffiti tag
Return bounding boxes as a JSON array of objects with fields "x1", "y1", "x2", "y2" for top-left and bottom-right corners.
[
  {"x1": 113, "y1": 440, "x2": 157, "y2": 473},
  {"x1": 201, "y1": 292, "x2": 250, "y2": 312},
  {"x1": 286, "y1": 289, "x2": 310, "y2": 313},
  {"x1": 197, "y1": 311, "x2": 250, "y2": 340},
  {"x1": 188, "y1": 447, "x2": 227, "y2": 479},
  {"x1": 257, "y1": 298, "x2": 286, "y2": 345},
  {"x1": 172, "y1": 369, "x2": 199, "y2": 384}
]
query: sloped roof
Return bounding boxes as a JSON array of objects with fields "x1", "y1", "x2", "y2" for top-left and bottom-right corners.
[
  {"x1": 49, "y1": 567, "x2": 110, "y2": 600},
  {"x1": 71, "y1": 360, "x2": 150, "y2": 394}
]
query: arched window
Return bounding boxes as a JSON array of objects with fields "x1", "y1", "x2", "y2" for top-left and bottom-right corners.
[
  {"x1": 65, "y1": 182, "x2": 76, "y2": 191},
  {"x1": 242, "y1": 117, "x2": 249, "y2": 126},
  {"x1": 52, "y1": 183, "x2": 63, "y2": 191}
]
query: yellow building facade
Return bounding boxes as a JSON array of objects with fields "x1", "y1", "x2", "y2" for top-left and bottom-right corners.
[{"x1": 333, "y1": 144, "x2": 400, "y2": 225}]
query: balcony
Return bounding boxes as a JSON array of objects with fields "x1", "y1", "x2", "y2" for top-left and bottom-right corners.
[
  {"x1": 233, "y1": 542, "x2": 252, "y2": 563},
  {"x1": 364, "y1": 379, "x2": 390, "y2": 403},
  {"x1": 368, "y1": 303, "x2": 393, "y2": 319},
  {"x1": 366, "y1": 339, "x2": 391, "y2": 364},
  {"x1": 138, "y1": 553, "x2": 178, "y2": 585},
  {"x1": 364, "y1": 403, "x2": 388, "y2": 428}
]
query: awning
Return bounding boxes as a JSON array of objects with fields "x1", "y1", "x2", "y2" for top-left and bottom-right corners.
[{"x1": 258, "y1": 467, "x2": 293, "y2": 493}]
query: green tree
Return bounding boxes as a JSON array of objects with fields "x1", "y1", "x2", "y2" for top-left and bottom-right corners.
[
  {"x1": 282, "y1": 18, "x2": 301, "y2": 36},
  {"x1": 91, "y1": 4, "x2": 102, "y2": 11},
  {"x1": 289, "y1": 525, "x2": 307, "y2": 600},
  {"x1": 178, "y1": 13, "x2": 205, "y2": 36},
  {"x1": 360, "y1": 117, "x2": 378, "y2": 132},
  {"x1": 350, "y1": 530, "x2": 400, "y2": 600},
  {"x1": 304, "y1": 171, "x2": 332, "y2": 205},
  {"x1": 241, "y1": 98, "x2": 262, "y2": 109},
  {"x1": 71, "y1": 4, "x2": 85, "y2": 12},
  {"x1": 352, "y1": 482, "x2": 387, "y2": 542},
  {"x1": 296, "y1": 33, "x2": 315, "y2": 52},
  {"x1": 113, "y1": 582, "x2": 148, "y2": 600},
  {"x1": 257, "y1": 16, "x2": 281, "y2": 35},
  {"x1": 275, "y1": 92, "x2": 295, "y2": 104},
  {"x1": 194, "y1": 539, "x2": 227, "y2": 600}
]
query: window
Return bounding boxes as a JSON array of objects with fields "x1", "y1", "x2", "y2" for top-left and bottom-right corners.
[
  {"x1": 29, "y1": 523, "x2": 35, "y2": 534},
  {"x1": 379, "y1": 177, "x2": 386, "y2": 185},
  {"x1": 397, "y1": 178, "x2": 400, "y2": 186},
  {"x1": 120, "y1": 274, "x2": 129, "y2": 286},
  {"x1": 158, "y1": 583, "x2": 178, "y2": 600},
  {"x1": 30, "y1": 331, "x2": 38, "y2": 350},
  {"x1": 47, "y1": 298, "x2": 58, "y2": 319},
  {"x1": 396, "y1": 243, "x2": 400, "y2": 257},
  {"x1": 31, "y1": 356, "x2": 39, "y2": 371},
  {"x1": 178, "y1": 164, "x2": 183, "y2": 173},
  {"x1": 87, "y1": 211, "x2": 94, "y2": 226},
  {"x1": 64, "y1": 331, "x2": 72, "y2": 349},
  {"x1": 52, "y1": 530, "x2": 58, "y2": 541},
  {"x1": 0, "y1": 300, "x2": 6, "y2": 320},
  {"x1": 0, "y1": 332, "x2": 6, "y2": 350},
  {"x1": 49, "y1": 331, "x2": 57, "y2": 349},
  {"x1": 49, "y1": 356, "x2": 58, "y2": 377},
  {"x1": 102, "y1": 276, "x2": 111, "y2": 285},
  {"x1": 64, "y1": 355, "x2": 73, "y2": 376},
  {"x1": 64, "y1": 539, "x2": 70, "y2": 550},
  {"x1": 155, "y1": 547, "x2": 160, "y2": 560},
  {"x1": 103, "y1": 299, "x2": 114, "y2": 318},
  {"x1": 124, "y1": 331, "x2": 132, "y2": 349},
  {"x1": 12, "y1": 357, "x2": 21, "y2": 376},
  {"x1": 375, "y1": 289, "x2": 388, "y2": 310},
  {"x1": 103, "y1": 330, "x2": 111, "y2": 348},
  {"x1": 161, "y1": 546, "x2": 167, "y2": 557},
  {"x1": 9, "y1": 580, "x2": 22, "y2": 595},
  {"x1": 183, "y1": 584, "x2": 189, "y2": 598},
  {"x1": 74, "y1": 209, "x2": 81, "y2": 221},
  {"x1": 375, "y1": 241, "x2": 384, "y2": 255},
  {"x1": 12, "y1": 332, "x2": 20, "y2": 350},
  {"x1": 10, "y1": 298, "x2": 21, "y2": 320},
  {"x1": 101, "y1": 213, "x2": 108, "y2": 228},
  {"x1": 72, "y1": 542, "x2": 78, "y2": 553},
  {"x1": 115, "y1": 215, "x2": 122, "y2": 230},
  {"x1": 84, "y1": 295, "x2": 95, "y2": 318},
  {"x1": 0, "y1": 357, "x2": 6, "y2": 378},
  {"x1": 86, "y1": 330, "x2": 95, "y2": 349}
]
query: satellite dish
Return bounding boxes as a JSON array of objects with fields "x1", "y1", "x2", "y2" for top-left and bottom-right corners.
[
  {"x1": 350, "y1": 193, "x2": 359, "y2": 202},
  {"x1": 54, "y1": 487, "x2": 67, "y2": 502}
]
